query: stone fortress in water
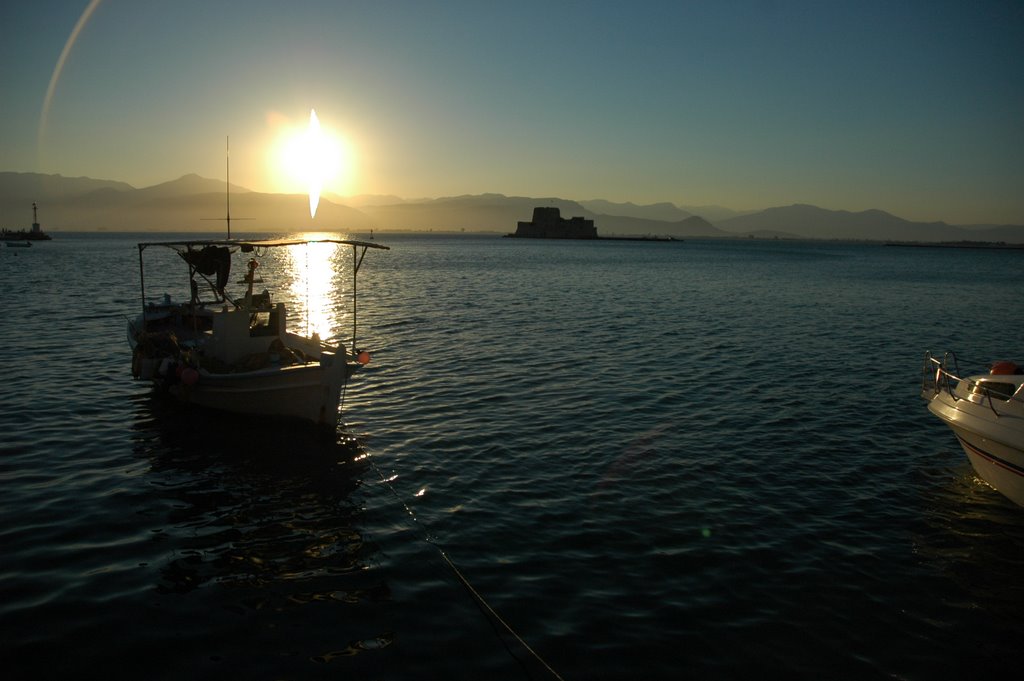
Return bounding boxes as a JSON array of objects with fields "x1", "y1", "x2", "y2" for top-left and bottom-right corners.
[{"x1": 510, "y1": 207, "x2": 597, "y2": 239}]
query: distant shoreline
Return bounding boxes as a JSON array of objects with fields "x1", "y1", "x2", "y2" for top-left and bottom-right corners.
[
  {"x1": 503, "y1": 233, "x2": 681, "y2": 243},
  {"x1": 598, "y1": 235, "x2": 681, "y2": 242},
  {"x1": 11, "y1": 230, "x2": 1024, "y2": 249},
  {"x1": 885, "y1": 241, "x2": 1024, "y2": 251}
]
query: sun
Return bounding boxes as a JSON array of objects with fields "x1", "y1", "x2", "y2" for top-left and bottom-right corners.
[{"x1": 270, "y1": 109, "x2": 353, "y2": 218}]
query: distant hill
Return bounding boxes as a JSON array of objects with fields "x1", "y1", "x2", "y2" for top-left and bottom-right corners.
[
  {"x1": 133, "y1": 173, "x2": 252, "y2": 199},
  {"x1": 577, "y1": 199, "x2": 761, "y2": 225},
  {"x1": 0, "y1": 172, "x2": 371, "y2": 232},
  {"x1": 56, "y1": 188, "x2": 373, "y2": 233},
  {"x1": 359, "y1": 194, "x2": 591, "y2": 232},
  {"x1": 0, "y1": 171, "x2": 134, "y2": 201},
  {"x1": 336, "y1": 193, "x2": 420, "y2": 207},
  {"x1": 596, "y1": 214, "x2": 724, "y2": 238},
  {"x1": 678, "y1": 204, "x2": 758, "y2": 223},
  {"x1": 1, "y1": 172, "x2": 1021, "y2": 241},
  {"x1": 717, "y1": 204, "x2": 1024, "y2": 243},
  {"x1": 578, "y1": 199, "x2": 692, "y2": 222},
  {"x1": 359, "y1": 194, "x2": 724, "y2": 236}
]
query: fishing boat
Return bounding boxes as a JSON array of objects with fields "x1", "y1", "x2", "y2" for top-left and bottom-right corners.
[
  {"x1": 128, "y1": 237, "x2": 388, "y2": 428},
  {"x1": 5, "y1": 241, "x2": 32, "y2": 247},
  {"x1": 922, "y1": 351, "x2": 1024, "y2": 506}
]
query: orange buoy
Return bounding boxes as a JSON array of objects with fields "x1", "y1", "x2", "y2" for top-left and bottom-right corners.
[
  {"x1": 357, "y1": 351, "x2": 371, "y2": 365},
  {"x1": 990, "y1": 361, "x2": 1019, "y2": 375},
  {"x1": 181, "y1": 367, "x2": 200, "y2": 385}
]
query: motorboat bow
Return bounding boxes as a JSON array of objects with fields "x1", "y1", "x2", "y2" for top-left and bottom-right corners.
[
  {"x1": 922, "y1": 351, "x2": 1024, "y2": 506},
  {"x1": 128, "y1": 237, "x2": 389, "y2": 428}
]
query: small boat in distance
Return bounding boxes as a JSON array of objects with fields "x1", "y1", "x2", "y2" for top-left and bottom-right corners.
[
  {"x1": 128, "y1": 237, "x2": 389, "y2": 428},
  {"x1": 5, "y1": 241, "x2": 31, "y2": 248},
  {"x1": 922, "y1": 351, "x2": 1024, "y2": 506}
]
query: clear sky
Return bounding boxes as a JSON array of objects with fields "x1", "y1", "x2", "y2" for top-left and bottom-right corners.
[{"x1": 1, "y1": 0, "x2": 1022, "y2": 224}]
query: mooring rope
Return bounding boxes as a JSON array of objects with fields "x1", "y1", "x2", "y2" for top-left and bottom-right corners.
[
  {"x1": 365, "y1": 455, "x2": 566, "y2": 681},
  {"x1": 338, "y1": 372, "x2": 349, "y2": 416},
  {"x1": 304, "y1": 243, "x2": 310, "y2": 336}
]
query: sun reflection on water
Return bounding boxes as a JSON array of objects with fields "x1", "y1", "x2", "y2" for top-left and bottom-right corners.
[{"x1": 279, "y1": 237, "x2": 351, "y2": 344}]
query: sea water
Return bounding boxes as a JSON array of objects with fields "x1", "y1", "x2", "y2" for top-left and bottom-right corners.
[{"x1": 1, "y1": 233, "x2": 1023, "y2": 680}]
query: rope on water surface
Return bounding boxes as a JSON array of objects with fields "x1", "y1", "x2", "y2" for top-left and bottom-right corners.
[{"x1": 366, "y1": 456, "x2": 567, "y2": 681}]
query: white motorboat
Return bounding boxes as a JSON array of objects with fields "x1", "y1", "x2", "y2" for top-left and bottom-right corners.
[
  {"x1": 128, "y1": 237, "x2": 388, "y2": 428},
  {"x1": 922, "y1": 351, "x2": 1024, "y2": 506}
]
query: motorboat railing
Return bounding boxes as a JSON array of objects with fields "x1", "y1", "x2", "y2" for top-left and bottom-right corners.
[
  {"x1": 922, "y1": 351, "x2": 1024, "y2": 418},
  {"x1": 921, "y1": 351, "x2": 962, "y2": 399}
]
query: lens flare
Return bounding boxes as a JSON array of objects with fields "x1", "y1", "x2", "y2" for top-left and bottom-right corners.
[
  {"x1": 38, "y1": 0, "x2": 104, "y2": 157},
  {"x1": 307, "y1": 109, "x2": 322, "y2": 218},
  {"x1": 271, "y1": 108, "x2": 352, "y2": 215}
]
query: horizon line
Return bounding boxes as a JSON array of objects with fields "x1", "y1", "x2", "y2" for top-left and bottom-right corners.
[{"x1": 2, "y1": 168, "x2": 1023, "y2": 228}]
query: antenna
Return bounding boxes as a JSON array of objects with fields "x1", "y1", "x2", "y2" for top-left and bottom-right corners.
[
  {"x1": 202, "y1": 136, "x2": 251, "y2": 238},
  {"x1": 226, "y1": 136, "x2": 231, "y2": 238}
]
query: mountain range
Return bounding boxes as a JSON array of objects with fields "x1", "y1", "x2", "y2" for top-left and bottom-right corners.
[{"x1": 2, "y1": 171, "x2": 1022, "y2": 243}]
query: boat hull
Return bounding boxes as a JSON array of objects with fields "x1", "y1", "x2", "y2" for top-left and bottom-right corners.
[
  {"x1": 129, "y1": 311, "x2": 358, "y2": 428},
  {"x1": 164, "y1": 357, "x2": 355, "y2": 427},
  {"x1": 927, "y1": 391, "x2": 1024, "y2": 506}
]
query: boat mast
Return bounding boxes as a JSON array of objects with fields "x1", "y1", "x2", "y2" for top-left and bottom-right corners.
[
  {"x1": 226, "y1": 136, "x2": 231, "y2": 238},
  {"x1": 137, "y1": 244, "x2": 148, "y2": 321},
  {"x1": 202, "y1": 136, "x2": 250, "y2": 236},
  {"x1": 352, "y1": 245, "x2": 358, "y2": 352}
]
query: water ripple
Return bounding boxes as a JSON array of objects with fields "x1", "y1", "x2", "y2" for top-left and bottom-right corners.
[{"x1": 3, "y1": 235, "x2": 1024, "y2": 679}]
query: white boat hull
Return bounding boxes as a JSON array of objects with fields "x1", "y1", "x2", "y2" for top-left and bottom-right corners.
[
  {"x1": 166, "y1": 356, "x2": 355, "y2": 427},
  {"x1": 925, "y1": 379, "x2": 1024, "y2": 507},
  {"x1": 951, "y1": 428, "x2": 1024, "y2": 507},
  {"x1": 130, "y1": 313, "x2": 358, "y2": 428}
]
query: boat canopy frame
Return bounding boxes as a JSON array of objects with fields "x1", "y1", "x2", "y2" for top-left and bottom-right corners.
[{"x1": 137, "y1": 237, "x2": 389, "y2": 352}]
